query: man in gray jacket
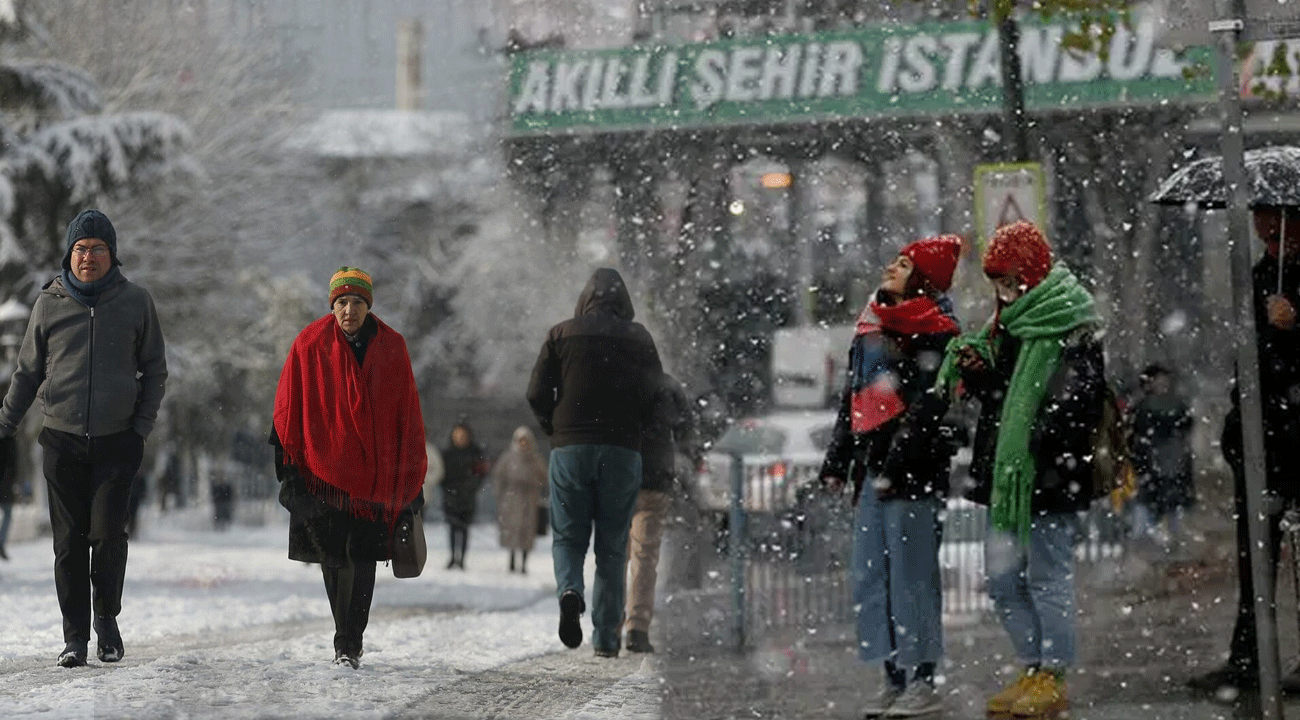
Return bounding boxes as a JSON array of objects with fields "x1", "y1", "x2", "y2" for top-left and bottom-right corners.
[{"x1": 0, "y1": 209, "x2": 167, "y2": 668}]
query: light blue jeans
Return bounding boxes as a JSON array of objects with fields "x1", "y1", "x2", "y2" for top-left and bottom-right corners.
[
  {"x1": 549, "y1": 444, "x2": 642, "y2": 652},
  {"x1": 985, "y1": 511, "x2": 1080, "y2": 668},
  {"x1": 850, "y1": 486, "x2": 944, "y2": 670}
]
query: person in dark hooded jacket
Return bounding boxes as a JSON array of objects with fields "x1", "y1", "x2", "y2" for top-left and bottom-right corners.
[
  {"x1": 441, "y1": 420, "x2": 487, "y2": 570},
  {"x1": 527, "y1": 268, "x2": 662, "y2": 658}
]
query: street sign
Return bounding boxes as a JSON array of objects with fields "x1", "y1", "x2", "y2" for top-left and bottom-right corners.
[
  {"x1": 973, "y1": 162, "x2": 1049, "y2": 247},
  {"x1": 1154, "y1": 0, "x2": 1300, "y2": 45}
]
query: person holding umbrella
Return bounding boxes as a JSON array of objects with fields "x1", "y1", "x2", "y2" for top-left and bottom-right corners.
[{"x1": 1187, "y1": 204, "x2": 1300, "y2": 695}]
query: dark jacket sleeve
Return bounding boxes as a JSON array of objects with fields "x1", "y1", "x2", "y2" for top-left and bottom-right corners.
[
  {"x1": 1030, "y1": 329, "x2": 1106, "y2": 506},
  {"x1": 526, "y1": 331, "x2": 560, "y2": 436},
  {"x1": 819, "y1": 346, "x2": 857, "y2": 483}
]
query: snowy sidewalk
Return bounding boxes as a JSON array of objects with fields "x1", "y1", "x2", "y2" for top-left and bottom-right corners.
[{"x1": 0, "y1": 515, "x2": 662, "y2": 720}]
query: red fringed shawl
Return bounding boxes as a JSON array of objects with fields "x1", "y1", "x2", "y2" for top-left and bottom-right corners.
[{"x1": 273, "y1": 314, "x2": 427, "y2": 528}]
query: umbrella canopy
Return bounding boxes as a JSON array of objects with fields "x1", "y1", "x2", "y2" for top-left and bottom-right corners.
[{"x1": 1149, "y1": 145, "x2": 1300, "y2": 208}]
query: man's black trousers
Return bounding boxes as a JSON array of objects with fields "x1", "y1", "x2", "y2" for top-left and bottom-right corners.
[{"x1": 40, "y1": 428, "x2": 144, "y2": 645}]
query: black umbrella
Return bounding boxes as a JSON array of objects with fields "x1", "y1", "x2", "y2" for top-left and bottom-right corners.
[{"x1": 1150, "y1": 144, "x2": 1300, "y2": 293}]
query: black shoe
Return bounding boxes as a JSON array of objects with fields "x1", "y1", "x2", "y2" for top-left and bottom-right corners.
[
  {"x1": 626, "y1": 630, "x2": 655, "y2": 654},
  {"x1": 558, "y1": 590, "x2": 585, "y2": 649},
  {"x1": 1187, "y1": 664, "x2": 1258, "y2": 693},
  {"x1": 57, "y1": 642, "x2": 88, "y2": 668},
  {"x1": 594, "y1": 647, "x2": 619, "y2": 658},
  {"x1": 0, "y1": 544, "x2": 8, "y2": 560},
  {"x1": 94, "y1": 616, "x2": 124, "y2": 663},
  {"x1": 446, "y1": 558, "x2": 457, "y2": 570},
  {"x1": 333, "y1": 651, "x2": 360, "y2": 669}
]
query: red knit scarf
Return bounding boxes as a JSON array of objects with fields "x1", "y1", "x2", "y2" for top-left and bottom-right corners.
[
  {"x1": 273, "y1": 314, "x2": 427, "y2": 528},
  {"x1": 860, "y1": 296, "x2": 959, "y2": 337}
]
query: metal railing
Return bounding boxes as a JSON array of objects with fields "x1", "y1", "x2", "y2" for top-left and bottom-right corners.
[{"x1": 724, "y1": 453, "x2": 1128, "y2": 648}]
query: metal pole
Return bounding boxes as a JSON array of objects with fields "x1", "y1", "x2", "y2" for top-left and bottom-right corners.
[
  {"x1": 791, "y1": 162, "x2": 815, "y2": 327},
  {"x1": 996, "y1": 14, "x2": 1031, "y2": 163},
  {"x1": 729, "y1": 452, "x2": 747, "y2": 651},
  {"x1": 1214, "y1": 2, "x2": 1284, "y2": 717}
]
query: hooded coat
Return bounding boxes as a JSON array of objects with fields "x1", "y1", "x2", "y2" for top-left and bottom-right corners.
[
  {"x1": 526, "y1": 269, "x2": 663, "y2": 451},
  {"x1": 493, "y1": 429, "x2": 547, "y2": 552}
]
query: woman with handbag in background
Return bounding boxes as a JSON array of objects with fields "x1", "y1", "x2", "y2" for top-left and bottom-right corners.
[
  {"x1": 491, "y1": 426, "x2": 547, "y2": 574},
  {"x1": 270, "y1": 267, "x2": 427, "y2": 669}
]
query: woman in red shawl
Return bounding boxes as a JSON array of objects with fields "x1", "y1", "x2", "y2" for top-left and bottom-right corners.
[{"x1": 270, "y1": 267, "x2": 427, "y2": 669}]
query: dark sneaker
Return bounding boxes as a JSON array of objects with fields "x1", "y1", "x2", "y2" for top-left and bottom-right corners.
[
  {"x1": 94, "y1": 616, "x2": 124, "y2": 663},
  {"x1": 1187, "y1": 665, "x2": 1258, "y2": 693},
  {"x1": 558, "y1": 590, "x2": 585, "y2": 649},
  {"x1": 594, "y1": 647, "x2": 619, "y2": 658},
  {"x1": 57, "y1": 642, "x2": 88, "y2": 668},
  {"x1": 626, "y1": 630, "x2": 655, "y2": 654}
]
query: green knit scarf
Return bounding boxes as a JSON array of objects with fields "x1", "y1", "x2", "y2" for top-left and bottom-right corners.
[{"x1": 935, "y1": 264, "x2": 1099, "y2": 541}]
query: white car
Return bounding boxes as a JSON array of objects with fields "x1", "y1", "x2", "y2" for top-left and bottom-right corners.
[{"x1": 693, "y1": 410, "x2": 838, "y2": 515}]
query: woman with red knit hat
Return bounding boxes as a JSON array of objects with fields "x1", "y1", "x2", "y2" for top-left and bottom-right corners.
[
  {"x1": 819, "y1": 234, "x2": 963, "y2": 718},
  {"x1": 270, "y1": 267, "x2": 428, "y2": 669},
  {"x1": 935, "y1": 221, "x2": 1104, "y2": 718}
]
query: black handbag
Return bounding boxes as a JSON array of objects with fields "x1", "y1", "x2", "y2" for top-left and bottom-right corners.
[
  {"x1": 536, "y1": 505, "x2": 549, "y2": 536},
  {"x1": 391, "y1": 506, "x2": 427, "y2": 578}
]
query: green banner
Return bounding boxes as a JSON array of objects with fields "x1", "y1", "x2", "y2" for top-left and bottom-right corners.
[{"x1": 507, "y1": 17, "x2": 1215, "y2": 136}]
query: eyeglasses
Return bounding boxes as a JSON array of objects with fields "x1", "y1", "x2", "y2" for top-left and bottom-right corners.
[{"x1": 71, "y1": 245, "x2": 110, "y2": 258}]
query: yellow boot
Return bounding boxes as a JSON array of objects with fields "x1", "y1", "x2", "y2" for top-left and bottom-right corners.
[
  {"x1": 1009, "y1": 670, "x2": 1068, "y2": 718},
  {"x1": 986, "y1": 670, "x2": 1037, "y2": 717}
]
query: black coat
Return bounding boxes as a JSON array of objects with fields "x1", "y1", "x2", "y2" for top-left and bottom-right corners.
[
  {"x1": 960, "y1": 326, "x2": 1106, "y2": 515},
  {"x1": 526, "y1": 269, "x2": 663, "y2": 451},
  {"x1": 1131, "y1": 391, "x2": 1195, "y2": 512},
  {"x1": 820, "y1": 324, "x2": 959, "y2": 502},
  {"x1": 0, "y1": 435, "x2": 16, "y2": 504},
  {"x1": 441, "y1": 440, "x2": 487, "y2": 519},
  {"x1": 1221, "y1": 254, "x2": 1300, "y2": 499}
]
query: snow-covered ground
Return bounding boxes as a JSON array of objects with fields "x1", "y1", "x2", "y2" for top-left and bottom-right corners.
[{"x1": 0, "y1": 508, "x2": 662, "y2": 720}]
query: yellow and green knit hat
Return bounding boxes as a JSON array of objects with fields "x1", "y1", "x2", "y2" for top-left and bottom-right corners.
[{"x1": 329, "y1": 267, "x2": 373, "y2": 308}]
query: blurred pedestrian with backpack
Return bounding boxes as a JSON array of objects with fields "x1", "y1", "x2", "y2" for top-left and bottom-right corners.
[
  {"x1": 819, "y1": 235, "x2": 963, "y2": 718},
  {"x1": 625, "y1": 372, "x2": 699, "y2": 654},
  {"x1": 1128, "y1": 363, "x2": 1195, "y2": 549},
  {"x1": 441, "y1": 420, "x2": 488, "y2": 570},
  {"x1": 936, "y1": 222, "x2": 1105, "y2": 719},
  {"x1": 492, "y1": 426, "x2": 546, "y2": 574}
]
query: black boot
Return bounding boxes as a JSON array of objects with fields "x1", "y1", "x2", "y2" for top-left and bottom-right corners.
[
  {"x1": 509, "y1": 552, "x2": 516, "y2": 573},
  {"x1": 94, "y1": 616, "x2": 123, "y2": 662},
  {"x1": 520, "y1": 551, "x2": 527, "y2": 575},
  {"x1": 626, "y1": 629, "x2": 655, "y2": 653},
  {"x1": 57, "y1": 641, "x2": 88, "y2": 668}
]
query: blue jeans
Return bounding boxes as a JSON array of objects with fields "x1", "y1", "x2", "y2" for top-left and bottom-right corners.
[
  {"x1": 850, "y1": 486, "x2": 944, "y2": 670},
  {"x1": 549, "y1": 444, "x2": 642, "y2": 651},
  {"x1": 985, "y1": 511, "x2": 1080, "y2": 668}
]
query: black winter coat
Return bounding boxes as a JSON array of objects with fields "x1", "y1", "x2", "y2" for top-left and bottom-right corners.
[
  {"x1": 1221, "y1": 254, "x2": 1300, "y2": 499},
  {"x1": 441, "y1": 440, "x2": 487, "y2": 519},
  {"x1": 820, "y1": 325, "x2": 959, "y2": 502},
  {"x1": 961, "y1": 326, "x2": 1106, "y2": 515},
  {"x1": 527, "y1": 269, "x2": 663, "y2": 451}
]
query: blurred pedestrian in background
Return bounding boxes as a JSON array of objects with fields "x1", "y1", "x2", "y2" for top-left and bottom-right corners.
[
  {"x1": 1128, "y1": 363, "x2": 1195, "y2": 549},
  {"x1": 271, "y1": 266, "x2": 427, "y2": 669},
  {"x1": 938, "y1": 222, "x2": 1104, "y2": 719},
  {"x1": 820, "y1": 235, "x2": 963, "y2": 718},
  {"x1": 0, "y1": 210, "x2": 168, "y2": 668},
  {"x1": 527, "y1": 268, "x2": 662, "y2": 658},
  {"x1": 625, "y1": 372, "x2": 699, "y2": 654},
  {"x1": 0, "y1": 432, "x2": 16, "y2": 560},
  {"x1": 1189, "y1": 204, "x2": 1300, "y2": 695},
  {"x1": 441, "y1": 419, "x2": 488, "y2": 570},
  {"x1": 492, "y1": 426, "x2": 547, "y2": 574}
]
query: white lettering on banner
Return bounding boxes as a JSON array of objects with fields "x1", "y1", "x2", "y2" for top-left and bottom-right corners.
[
  {"x1": 582, "y1": 57, "x2": 604, "y2": 110},
  {"x1": 600, "y1": 58, "x2": 630, "y2": 108},
  {"x1": 1151, "y1": 48, "x2": 1186, "y2": 78},
  {"x1": 760, "y1": 45, "x2": 802, "y2": 100},
  {"x1": 551, "y1": 60, "x2": 587, "y2": 111},
  {"x1": 1108, "y1": 23, "x2": 1154, "y2": 81},
  {"x1": 899, "y1": 34, "x2": 938, "y2": 92},
  {"x1": 657, "y1": 52, "x2": 679, "y2": 105},
  {"x1": 1058, "y1": 45, "x2": 1102, "y2": 82},
  {"x1": 515, "y1": 61, "x2": 551, "y2": 114},
  {"x1": 1019, "y1": 26, "x2": 1063, "y2": 83},
  {"x1": 967, "y1": 29, "x2": 1001, "y2": 88},
  {"x1": 799, "y1": 43, "x2": 823, "y2": 98},
  {"x1": 818, "y1": 41, "x2": 865, "y2": 97},
  {"x1": 691, "y1": 49, "x2": 727, "y2": 109},
  {"x1": 628, "y1": 55, "x2": 658, "y2": 107},
  {"x1": 727, "y1": 46, "x2": 765, "y2": 102},
  {"x1": 877, "y1": 36, "x2": 903, "y2": 93},
  {"x1": 941, "y1": 32, "x2": 981, "y2": 90}
]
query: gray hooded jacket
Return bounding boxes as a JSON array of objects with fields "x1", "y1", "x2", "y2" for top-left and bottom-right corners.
[{"x1": 0, "y1": 274, "x2": 167, "y2": 439}]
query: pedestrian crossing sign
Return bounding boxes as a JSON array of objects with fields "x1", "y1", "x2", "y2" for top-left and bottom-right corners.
[{"x1": 974, "y1": 162, "x2": 1049, "y2": 249}]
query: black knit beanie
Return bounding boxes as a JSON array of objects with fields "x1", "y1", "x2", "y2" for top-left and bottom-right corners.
[{"x1": 63, "y1": 210, "x2": 120, "y2": 270}]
